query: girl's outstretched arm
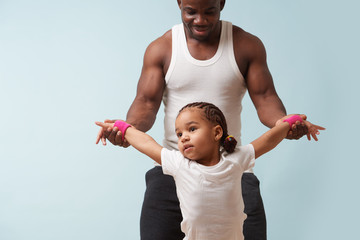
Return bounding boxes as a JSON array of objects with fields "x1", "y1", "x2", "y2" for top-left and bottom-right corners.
[
  {"x1": 251, "y1": 115, "x2": 325, "y2": 159},
  {"x1": 95, "y1": 121, "x2": 163, "y2": 165}
]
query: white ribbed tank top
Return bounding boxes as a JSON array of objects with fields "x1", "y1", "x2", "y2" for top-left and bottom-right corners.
[{"x1": 163, "y1": 21, "x2": 247, "y2": 151}]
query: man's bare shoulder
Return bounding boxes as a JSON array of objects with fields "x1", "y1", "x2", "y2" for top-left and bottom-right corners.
[
  {"x1": 232, "y1": 25, "x2": 264, "y2": 50},
  {"x1": 146, "y1": 30, "x2": 172, "y2": 55},
  {"x1": 231, "y1": 25, "x2": 268, "y2": 75},
  {"x1": 144, "y1": 29, "x2": 172, "y2": 66},
  {"x1": 232, "y1": 25, "x2": 267, "y2": 66}
]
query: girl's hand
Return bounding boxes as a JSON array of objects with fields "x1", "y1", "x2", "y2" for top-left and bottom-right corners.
[
  {"x1": 95, "y1": 120, "x2": 115, "y2": 145},
  {"x1": 303, "y1": 120, "x2": 326, "y2": 141},
  {"x1": 275, "y1": 114, "x2": 307, "y2": 140},
  {"x1": 95, "y1": 120, "x2": 130, "y2": 147},
  {"x1": 276, "y1": 114, "x2": 325, "y2": 141},
  {"x1": 95, "y1": 121, "x2": 114, "y2": 129}
]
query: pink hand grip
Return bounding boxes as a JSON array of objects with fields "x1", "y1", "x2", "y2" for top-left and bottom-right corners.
[
  {"x1": 114, "y1": 120, "x2": 132, "y2": 141},
  {"x1": 283, "y1": 115, "x2": 303, "y2": 128}
]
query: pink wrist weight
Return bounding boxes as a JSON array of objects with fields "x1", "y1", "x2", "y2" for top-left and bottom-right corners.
[
  {"x1": 113, "y1": 120, "x2": 132, "y2": 141},
  {"x1": 283, "y1": 115, "x2": 303, "y2": 128}
]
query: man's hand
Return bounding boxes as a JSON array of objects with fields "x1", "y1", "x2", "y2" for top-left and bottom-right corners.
[
  {"x1": 276, "y1": 114, "x2": 325, "y2": 141},
  {"x1": 95, "y1": 119, "x2": 130, "y2": 147},
  {"x1": 286, "y1": 114, "x2": 308, "y2": 140}
]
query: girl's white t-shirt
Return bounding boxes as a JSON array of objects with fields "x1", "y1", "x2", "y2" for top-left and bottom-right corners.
[{"x1": 161, "y1": 144, "x2": 255, "y2": 240}]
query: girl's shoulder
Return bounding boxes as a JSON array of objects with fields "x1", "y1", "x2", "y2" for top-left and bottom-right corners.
[{"x1": 222, "y1": 144, "x2": 255, "y2": 161}]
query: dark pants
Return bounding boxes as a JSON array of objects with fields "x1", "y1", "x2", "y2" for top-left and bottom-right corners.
[{"x1": 140, "y1": 166, "x2": 266, "y2": 240}]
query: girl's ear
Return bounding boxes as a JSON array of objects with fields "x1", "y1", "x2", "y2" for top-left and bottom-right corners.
[{"x1": 214, "y1": 125, "x2": 223, "y2": 141}]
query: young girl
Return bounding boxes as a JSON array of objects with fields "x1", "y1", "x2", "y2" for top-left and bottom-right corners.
[{"x1": 95, "y1": 102, "x2": 324, "y2": 240}]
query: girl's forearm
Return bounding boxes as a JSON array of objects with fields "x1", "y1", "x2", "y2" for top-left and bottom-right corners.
[
  {"x1": 263, "y1": 122, "x2": 290, "y2": 147},
  {"x1": 252, "y1": 122, "x2": 290, "y2": 159},
  {"x1": 124, "y1": 127, "x2": 163, "y2": 164}
]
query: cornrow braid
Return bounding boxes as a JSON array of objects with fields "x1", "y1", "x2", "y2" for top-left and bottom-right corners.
[{"x1": 178, "y1": 102, "x2": 238, "y2": 153}]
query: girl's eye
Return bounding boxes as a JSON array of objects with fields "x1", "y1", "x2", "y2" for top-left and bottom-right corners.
[
  {"x1": 190, "y1": 127, "x2": 196, "y2": 132},
  {"x1": 177, "y1": 133, "x2": 182, "y2": 138}
]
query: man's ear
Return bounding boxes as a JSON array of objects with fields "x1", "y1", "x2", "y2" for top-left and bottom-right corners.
[
  {"x1": 177, "y1": 0, "x2": 182, "y2": 9},
  {"x1": 220, "y1": 0, "x2": 226, "y2": 11},
  {"x1": 214, "y1": 125, "x2": 223, "y2": 141}
]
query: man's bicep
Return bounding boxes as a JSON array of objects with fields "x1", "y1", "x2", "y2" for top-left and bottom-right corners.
[
  {"x1": 244, "y1": 37, "x2": 286, "y2": 127},
  {"x1": 136, "y1": 41, "x2": 166, "y2": 103},
  {"x1": 126, "y1": 42, "x2": 166, "y2": 130},
  {"x1": 135, "y1": 68, "x2": 165, "y2": 108},
  {"x1": 245, "y1": 40, "x2": 276, "y2": 99},
  {"x1": 247, "y1": 65, "x2": 278, "y2": 107}
]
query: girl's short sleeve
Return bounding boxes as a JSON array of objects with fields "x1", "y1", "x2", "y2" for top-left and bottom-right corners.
[
  {"x1": 237, "y1": 144, "x2": 256, "y2": 171},
  {"x1": 161, "y1": 148, "x2": 184, "y2": 177}
]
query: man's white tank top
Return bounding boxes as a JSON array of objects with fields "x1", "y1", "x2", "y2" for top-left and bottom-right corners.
[{"x1": 163, "y1": 21, "x2": 247, "y2": 152}]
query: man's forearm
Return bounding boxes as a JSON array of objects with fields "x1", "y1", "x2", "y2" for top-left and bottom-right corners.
[
  {"x1": 125, "y1": 98, "x2": 160, "y2": 132},
  {"x1": 256, "y1": 96, "x2": 287, "y2": 128}
]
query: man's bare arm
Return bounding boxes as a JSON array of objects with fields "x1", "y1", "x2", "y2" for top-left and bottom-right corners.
[
  {"x1": 126, "y1": 38, "x2": 168, "y2": 132},
  {"x1": 96, "y1": 34, "x2": 170, "y2": 146},
  {"x1": 236, "y1": 30, "x2": 307, "y2": 139},
  {"x1": 244, "y1": 35, "x2": 287, "y2": 127}
]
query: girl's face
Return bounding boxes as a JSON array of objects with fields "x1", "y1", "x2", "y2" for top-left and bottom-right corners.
[{"x1": 175, "y1": 108, "x2": 222, "y2": 166}]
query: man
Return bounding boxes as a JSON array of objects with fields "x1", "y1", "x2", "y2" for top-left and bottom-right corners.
[{"x1": 96, "y1": 0, "x2": 308, "y2": 239}]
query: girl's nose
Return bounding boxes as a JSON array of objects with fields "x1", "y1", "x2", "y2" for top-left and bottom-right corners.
[{"x1": 181, "y1": 134, "x2": 189, "y2": 142}]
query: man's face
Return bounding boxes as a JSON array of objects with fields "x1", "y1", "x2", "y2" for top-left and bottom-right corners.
[{"x1": 178, "y1": 0, "x2": 224, "y2": 42}]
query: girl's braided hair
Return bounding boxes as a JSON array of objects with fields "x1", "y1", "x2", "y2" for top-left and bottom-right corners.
[{"x1": 178, "y1": 102, "x2": 237, "y2": 153}]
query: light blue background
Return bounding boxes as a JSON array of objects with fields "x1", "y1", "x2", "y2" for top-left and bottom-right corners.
[{"x1": 1, "y1": 0, "x2": 358, "y2": 239}]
